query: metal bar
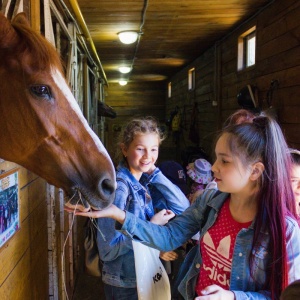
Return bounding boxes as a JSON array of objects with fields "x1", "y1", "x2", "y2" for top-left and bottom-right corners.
[
  {"x1": 67, "y1": 0, "x2": 108, "y2": 86},
  {"x1": 50, "y1": 0, "x2": 72, "y2": 42}
]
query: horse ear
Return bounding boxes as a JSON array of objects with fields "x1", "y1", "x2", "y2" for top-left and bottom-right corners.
[
  {"x1": 12, "y1": 12, "x2": 31, "y2": 28},
  {"x1": 0, "y1": 12, "x2": 20, "y2": 48}
]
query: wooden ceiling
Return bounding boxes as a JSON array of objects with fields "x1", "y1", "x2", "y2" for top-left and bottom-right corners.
[{"x1": 67, "y1": 0, "x2": 271, "y2": 85}]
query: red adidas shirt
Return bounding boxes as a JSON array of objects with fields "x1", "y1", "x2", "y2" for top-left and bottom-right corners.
[{"x1": 196, "y1": 198, "x2": 252, "y2": 295}]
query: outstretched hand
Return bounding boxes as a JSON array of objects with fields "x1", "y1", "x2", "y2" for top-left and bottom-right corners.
[
  {"x1": 159, "y1": 250, "x2": 178, "y2": 261},
  {"x1": 150, "y1": 209, "x2": 175, "y2": 225},
  {"x1": 64, "y1": 204, "x2": 126, "y2": 224},
  {"x1": 195, "y1": 285, "x2": 235, "y2": 300}
]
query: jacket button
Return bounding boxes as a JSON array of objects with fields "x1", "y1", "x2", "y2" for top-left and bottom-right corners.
[
  {"x1": 195, "y1": 263, "x2": 201, "y2": 269},
  {"x1": 239, "y1": 252, "x2": 243, "y2": 257}
]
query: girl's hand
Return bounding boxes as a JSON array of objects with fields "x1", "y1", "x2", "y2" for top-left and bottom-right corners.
[
  {"x1": 159, "y1": 250, "x2": 178, "y2": 261},
  {"x1": 64, "y1": 204, "x2": 126, "y2": 224},
  {"x1": 150, "y1": 209, "x2": 175, "y2": 225},
  {"x1": 195, "y1": 285, "x2": 235, "y2": 300}
]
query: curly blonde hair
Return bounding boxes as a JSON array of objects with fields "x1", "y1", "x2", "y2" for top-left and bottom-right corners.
[{"x1": 115, "y1": 117, "x2": 165, "y2": 162}]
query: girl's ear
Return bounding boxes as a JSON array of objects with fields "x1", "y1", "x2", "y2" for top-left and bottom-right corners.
[
  {"x1": 250, "y1": 162, "x2": 265, "y2": 181},
  {"x1": 120, "y1": 143, "x2": 127, "y2": 157}
]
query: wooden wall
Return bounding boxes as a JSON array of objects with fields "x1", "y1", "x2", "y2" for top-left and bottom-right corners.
[
  {"x1": 0, "y1": 162, "x2": 48, "y2": 299},
  {"x1": 165, "y1": 0, "x2": 300, "y2": 164},
  {"x1": 0, "y1": 161, "x2": 78, "y2": 299},
  {"x1": 105, "y1": 81, "x2": 166, "y2": 165}
]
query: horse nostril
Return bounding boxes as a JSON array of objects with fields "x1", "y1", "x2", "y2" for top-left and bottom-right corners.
[{"x1": 100, "y1": 178, "x2": 116, "y2": 197}]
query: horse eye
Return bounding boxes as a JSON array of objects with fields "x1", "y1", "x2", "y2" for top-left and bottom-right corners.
[{"x1": 30, "y1": 85, "x2": 52, "y2": 100}]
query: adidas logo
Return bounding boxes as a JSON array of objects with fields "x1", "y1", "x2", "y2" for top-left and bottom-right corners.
[{"x1": 202, "y1": 232, "x2": 232, "y2": 286}]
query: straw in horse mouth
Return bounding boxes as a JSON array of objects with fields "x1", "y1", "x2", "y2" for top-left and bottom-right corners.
[
  {"x1": 64, "y1": 188, "x2": 104, "y2": 212},
  {"x1": 64, "y1": 200, "x2": 103, "y2": 213}
]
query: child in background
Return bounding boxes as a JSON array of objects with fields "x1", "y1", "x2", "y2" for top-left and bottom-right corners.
[
  {"x1": 186, "y1": 158, "x2": 213, "y2": 204},
  {"x1": 223, "y1": 108, "x2": 259, "y2": 127},
  {"x1": 157, "y1": 160, "x2": 190, "y2": 290},
  {"x1": 71, "y1": 113, "x2": 300, "y2": 300},
  {"x1": 290, "y1": 148, "x2": 300, "y2": 218},
  {"x1": 158, "y1": 160, "x2": 190, "y2": 197}
]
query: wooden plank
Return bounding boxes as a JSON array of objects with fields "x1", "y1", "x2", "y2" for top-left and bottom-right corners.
[
  {"x1": 0, "y1": 198, "x2": 47, "y2": 286},
  {"x1": 278, "y1": 106, "x2": 300, "y2": 124},
  {"x1": 18, "y1": 167, "x2": 39, "y2": 188},
  {"x1": 0, "y1": 161, "x2": 19, "y2": 173},
  {"x1": 257, "y1": 0, "x2": 299, "y2": 42},
  {"x1": 0, "y1": 214, "x2": 48, "y2": 299},
  {"x1": 256, "y1": 46, "x2": 300, "y2": 76},
  {"x1": 106, "y1": 99, "x2": 164, "y2": 107},
  {"x1": 258, "y1": 24, "x2": 300, "y2": 62},
  {"x1": 249, "y1": 66, "x2": 300, "y2": 89},
  {"x1": 275, "y1": 86, "x2": 300, "y2": 107},
  {"x1": 20, "y1": 177, "x2": 46, "y2": 221},
  {"x1": 113, "y1": 108, "x2": 165, "y2": 117},
  {"x1": 30, "y1": 0, "x2": 40, "y2": 31},
  {"x1": 281, "y1": 123, "x2": 300, "y2": 146}
]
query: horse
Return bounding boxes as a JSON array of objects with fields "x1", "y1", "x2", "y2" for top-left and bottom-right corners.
[
  {"x1": 0, "y1": 12, "x2": 116, "y2": 211},
  {"x1": 98, "y1": 101, "x2": 117, "y2": 118}
]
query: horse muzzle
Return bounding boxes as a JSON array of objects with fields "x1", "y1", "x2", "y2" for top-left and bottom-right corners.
[{"x1": 65, "y1": 179, "x2": 116, "y2": 212}]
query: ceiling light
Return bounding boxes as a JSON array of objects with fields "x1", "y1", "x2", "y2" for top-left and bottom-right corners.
[
  {"x1": 119, "y1": 66, "x2": 132, "y2": 74},
  {"x1": 119, "y1": 80, "x2": 128, "y2": 86},
  {"x1": 118, "y1": 31, "x2": 138, "y2": 44}
]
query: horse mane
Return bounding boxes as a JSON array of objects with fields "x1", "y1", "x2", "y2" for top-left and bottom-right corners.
[{"x1": 11, "y1": 20, "x2": 64, "y2": 73}]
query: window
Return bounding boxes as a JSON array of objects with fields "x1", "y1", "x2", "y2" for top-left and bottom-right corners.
[
  {"x1": 188, "y1": 68, "x2": 195, "y2": 90},
  {"x1": 238, "y1": 26, "x2": 256, "y2": 71},
  {"x1": 168, "y1": 82, "x2": 172, "y2": 98}
]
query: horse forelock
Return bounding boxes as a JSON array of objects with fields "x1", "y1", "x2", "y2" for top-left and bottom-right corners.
[{"x1": 11, "y1": 21, "x2": 63, "y2": 74}]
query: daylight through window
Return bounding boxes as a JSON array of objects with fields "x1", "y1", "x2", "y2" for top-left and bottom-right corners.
[
  {"x1": 168, "y1": 82, "x2": 172, "y2": 98},
  {"x1": 238, "y1": 26, "x2": 256, "y2": 71},
  {"x1": 188, "y1": 68, "x2": 195, "y2": 90}
]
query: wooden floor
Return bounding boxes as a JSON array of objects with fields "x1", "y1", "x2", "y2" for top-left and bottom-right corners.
[{"x1": 73, "y1": 271, "x2": 105, "y2": 300}]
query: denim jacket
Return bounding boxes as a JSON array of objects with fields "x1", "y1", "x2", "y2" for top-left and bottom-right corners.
[
  {"x1": 97, "y1": 162, "x2": 190, "y2": 288},
  {"x1": 140, "y1": 167, "x2": 190, "y2": 214},
  {"x1": 118, "y1": 189, "x2": 300, "y2": 299}
]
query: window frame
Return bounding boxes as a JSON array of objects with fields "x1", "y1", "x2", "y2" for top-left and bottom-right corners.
[
  {"x1": 188, "y1": 68, "x2": 195, "y2": 91},
  {"x1": 237, "y1": 26, "x2": 256, "y2": 71},
  {"x1": 168, "y1": 82, "x2": 172, "y2": 98}
]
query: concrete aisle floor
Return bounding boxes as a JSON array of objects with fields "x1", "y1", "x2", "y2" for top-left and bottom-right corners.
[{"x1": 73, "y1": 271, "x2": 105, "y2": 300}]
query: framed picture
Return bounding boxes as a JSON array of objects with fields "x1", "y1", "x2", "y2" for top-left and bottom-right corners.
[{"x1": 0, "y1": 169, "x2": 20, "y2": 248}]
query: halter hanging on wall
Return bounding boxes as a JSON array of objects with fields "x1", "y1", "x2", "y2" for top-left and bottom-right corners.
[{"x1": 237, "y1": 85, "x2": 258, "y2": 110}]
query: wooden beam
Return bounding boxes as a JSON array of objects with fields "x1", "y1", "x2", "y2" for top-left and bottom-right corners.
[{"x1": 30, "y1": 0, "x2": 40, "y2": 32}]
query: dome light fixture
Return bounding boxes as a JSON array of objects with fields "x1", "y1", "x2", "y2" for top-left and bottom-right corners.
[
  {"x1": 119, "y1": 80, "x2": 128, "y2": 86},
  {"x1": 119, "y1": 66, "x2": 132, "y2": 74},
  {"x1": 118, "y1": 31, "x2": 138, "y2": 44}
]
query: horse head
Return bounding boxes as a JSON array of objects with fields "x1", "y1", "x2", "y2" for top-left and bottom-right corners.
[
  {"x1": 0, "y1": 12, "x2": 116, "y2": 211},
  {"x1": 98, "y1": 101, "x2": 117, "y2": 118}
]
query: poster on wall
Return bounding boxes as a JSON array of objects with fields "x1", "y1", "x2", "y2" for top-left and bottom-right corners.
[{"x1": 0, "y1": 169, "x2": 20, "y2": 248}]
